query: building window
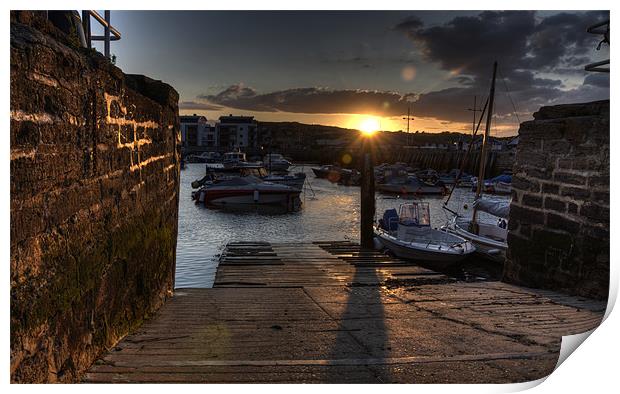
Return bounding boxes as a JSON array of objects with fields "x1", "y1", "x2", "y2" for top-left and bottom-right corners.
[{"x1": 187, "y1": 125, "x2": 198, "y2": 146}]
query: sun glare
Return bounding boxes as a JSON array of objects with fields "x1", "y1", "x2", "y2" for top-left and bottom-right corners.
[{"x1": 359, "y1": 117, "x2": 380, "y2": 136}]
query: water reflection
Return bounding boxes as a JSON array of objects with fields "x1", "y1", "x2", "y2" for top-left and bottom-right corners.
[{"x1": 175, "y1": 163, "x2": 509, "y2": 288}]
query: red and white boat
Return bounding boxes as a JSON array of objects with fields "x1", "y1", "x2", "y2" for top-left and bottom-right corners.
[{"x1": 193, "y1": 176, "x2": 302, "y2": 211}]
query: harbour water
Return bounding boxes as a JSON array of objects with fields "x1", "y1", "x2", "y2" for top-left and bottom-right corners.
[{"x1": 175, "y1": 163, "x2": 510, "y2": 288}]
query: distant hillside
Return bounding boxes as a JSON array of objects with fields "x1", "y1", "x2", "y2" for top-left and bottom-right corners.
[{"x1": 258, "y1": 121, "x2": 512, "y2": 148}]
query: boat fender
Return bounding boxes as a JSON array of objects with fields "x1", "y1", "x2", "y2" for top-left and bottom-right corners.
[
  {"x1": 199, "y1": 190, "x2": 206, "y2": 203},
  {"x1": 253, "y1": 189, "x2": 259, "y2": 202}
]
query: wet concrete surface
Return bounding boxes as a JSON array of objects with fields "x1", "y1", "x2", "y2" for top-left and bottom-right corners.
[{"x1": 85, "y1": 242, "x2": 605, "y2": 383}]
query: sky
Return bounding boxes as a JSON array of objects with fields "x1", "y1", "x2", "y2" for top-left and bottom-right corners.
[{"x1": 101, "y1": 10, "x2": 610, "y2": 136}]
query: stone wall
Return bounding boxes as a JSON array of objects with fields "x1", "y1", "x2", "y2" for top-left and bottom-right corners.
[
  {"x1": 504, "y1": 100, "x2": 609, "y2": 300},
  {"x1": 10, "y1": 13, "x2": 180, "y2": 382}
]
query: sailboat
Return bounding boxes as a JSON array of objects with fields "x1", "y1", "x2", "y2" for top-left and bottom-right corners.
[{"x1": 442, "y1": 62, "x2": 509, "y2": 262}]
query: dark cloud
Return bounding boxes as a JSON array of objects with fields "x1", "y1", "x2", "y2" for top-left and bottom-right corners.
[
  {"x1": 200, "y1": 85, "x2": 416, "y2": 116},
  {"x1": 179, "y1": 101, "x2": 223, "y2": 111},
  {"x1": 395, "y1": 11, "x2": 609, "y2": 79},
  {"x1": 526, "y1": 11, "x2": 609, "y2": 70},
  {"x1": 583, "y1": 73, "x2": 610, "y2": 88},
  {"x1": 393, "y1": 10, "x2": 610, "y2": 124},
  {"x1": 397, "y1": 11, "x2": 536, "y2": 79},
  {"x1": 393, "y1": 16, "x2": 424, "y2": 32}
]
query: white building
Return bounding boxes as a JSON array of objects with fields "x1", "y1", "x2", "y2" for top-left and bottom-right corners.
[
  {"x1": 216, "y1": 115, "x2": 258, "y2": 150},
  {"x1": 180, "y1": 114, "x2": 217, "y2": 149}
]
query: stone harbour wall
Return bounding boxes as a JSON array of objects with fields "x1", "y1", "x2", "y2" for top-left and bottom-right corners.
[
  {"x1": 503, "y1": 100, "x2": 609, "y2": 300},
  {"x1": 10, "y1": 13, "x2": 180, "y2": 382}
]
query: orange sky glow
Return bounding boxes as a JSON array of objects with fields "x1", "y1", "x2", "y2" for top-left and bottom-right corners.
[{"x1": 180, "y1": 108, "x2": 520, "y2": 137}]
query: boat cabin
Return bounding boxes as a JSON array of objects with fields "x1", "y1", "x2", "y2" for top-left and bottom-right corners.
[
  {"x1": 397, "y1": 203, "x2": 432, "y2": 241},
  {"x1": 223, "y1": 152, "x2": 246, "y2": 163},
  {"x1": 378, "y1": 203, "x2": 434, "y2": 242},
  {"x1": 399, "y1": 203, "x2": 431, "y2": 227},
  {"x1": 239, "y1": 167, "x2": 268, "y2": 177}
]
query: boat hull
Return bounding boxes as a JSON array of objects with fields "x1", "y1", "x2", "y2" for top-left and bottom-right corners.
[
  {"x1": 444, "y1": 219, "x2": 507, "y2": 263},
  {"x1": 263, "y1": 174, "x2": 306, "y2": 190},
  {"x1": 374, "y1": 228, "x2": 474, "y2": 270},
  {"x1": 377, "y1": 183, "x2": 445, "y2": 195},
  {"x1": 199, "y1": 188, "x2": 301, "y2": 211}
]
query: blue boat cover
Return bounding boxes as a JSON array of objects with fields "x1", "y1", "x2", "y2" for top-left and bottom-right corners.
[
  {"x1": 382, "y1": 209, "x2": 399, "y2": 231},
  {"x1": 488, "y1": 174, "x2": 512, "y2": 183}
]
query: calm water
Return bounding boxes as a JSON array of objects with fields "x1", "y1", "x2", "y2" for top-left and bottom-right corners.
[{"x1": 175, "y1": 163, "x2": 509, "y2": 288}]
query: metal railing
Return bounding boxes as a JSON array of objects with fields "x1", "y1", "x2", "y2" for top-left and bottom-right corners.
[
  {"x1": 585, "y1": 19, "x2": 609, "y2": 73},
  {"x1": 81, "y1": 10, "x2": 121, "y2": 60}
]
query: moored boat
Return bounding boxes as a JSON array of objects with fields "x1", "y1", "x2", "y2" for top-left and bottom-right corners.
[
  {"x1": 263, "y1": 153, "x2": 292, "y2": 172},
  {"x1": 377, "y1": 176, "x2": 446, "y2": 195},
  {"x1": 443, "y1": 198, "x2": 509, "y2": 262},
  {"x1": 192, "y1": 165, "x2": 306, "y2": 190},
  {"x1": 193, "y1": 176, "x2": 302, "y2": 210},
  {"x1": 186, "y1": 151, "x2": 221, "y2": 163},
  {"x1": 374, "y1": 203, "x2": 475, "y2": 270},
  {"x1": 311, "y1": 165, "x2": 342, "y2": 181},
  {"x1": 471, "y1": 174, "x2": 512, "y2": 195},
  {"x1": 337, "y1": 168, "x2": 361, "y2": 186}
]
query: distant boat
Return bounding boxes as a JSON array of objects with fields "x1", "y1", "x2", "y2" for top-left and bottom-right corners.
[
  {"x1": 415, "y1": 168, "x2": 440, "y2": 184},
  {"x1": 222, "y1": 151, "x2": 256, "y2": 169},
  {"x1": 377, "y1": 176, "x2": 446, "y2": 195},
  {"x1": 192, "y1": 165, "x2": 306, "y2": 190},
  {"x1": 337, "y1": 168, "x2": 361, "y2": 186},
  {"x1": 186, "y1": 151, "x2": 221, "y2": 163},
  {"x1": 193, "y1": 175, "x2": 302, "y2": 210},
  {"x1": 263, "y1": 153, "x2": 292, "y2": 172},
  {"x1": 374, "y1": 202, "x2": 475, "y2": 270},
  {"x1": 439, "y1": 169, "x2": 474, "y2": 187},
  {"x1": 311, "y1": 165, "x2": 341, "y2": 180},
  {"x1": 470, "y1": 174, "x2": 512, "y2": 195}
]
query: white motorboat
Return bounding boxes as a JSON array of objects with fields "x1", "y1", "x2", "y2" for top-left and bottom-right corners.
[
  {"x1": 263, "y1": 153, "x2": 292, "y2": 172},
  {"x1": 186, "y1": 151, "x2": 221, "y2": 163},
  {"x1": 222, "y1": 151, "x2": 247, "y2": 167},
  {"x1": 374, "y1": 203, "x2": 475, "y2": 270},
  {"x1": 443, "y1": 198, "x2": 509, "y2": 262},
  {"x1": 194, "y1": 176, "x2": 302, "y2": 211}
]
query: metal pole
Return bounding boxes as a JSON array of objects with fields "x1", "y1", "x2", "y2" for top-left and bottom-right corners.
[
  {"x1": 472, "y1": 61, "x2": 498, "y2": 231},
  {"x1": 360, "y1": 139, "x2": 375, "y2": 249},
  {"x1": 104, "y1": 10, "x2": 111, "y2": 59},
  {"x1": 81, "y1": 10, "x2": 91, "y2": 48}
]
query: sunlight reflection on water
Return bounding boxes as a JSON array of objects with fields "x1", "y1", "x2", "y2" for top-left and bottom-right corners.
[{"x1": 175, "y1": 163, "x2": 509, "y2": 288}]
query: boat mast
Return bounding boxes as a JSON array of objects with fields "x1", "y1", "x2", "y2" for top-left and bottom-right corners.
[
  {"x1": 472, "y1": 61, "x2": 497, "y2": 232},
  {"x1": 443, "y1": 96, "x2": 488, "y2": 209}
]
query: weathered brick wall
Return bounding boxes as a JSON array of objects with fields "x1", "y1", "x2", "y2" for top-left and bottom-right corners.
[
  {"x1": 504, "y1": 100, "x2": 609, "y2": 300},
  {"x1": 10, "y1": 13, "x2": 180, "y2": 382}
]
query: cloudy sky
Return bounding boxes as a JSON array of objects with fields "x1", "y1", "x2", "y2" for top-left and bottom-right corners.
[{"x1": 107, "y1": 10, "x2": 609, "y2": 136}]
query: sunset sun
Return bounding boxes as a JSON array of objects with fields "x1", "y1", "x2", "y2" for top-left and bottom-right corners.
[{"x1": 359, "y1": 117, "x2": 380, "y2": 135}]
